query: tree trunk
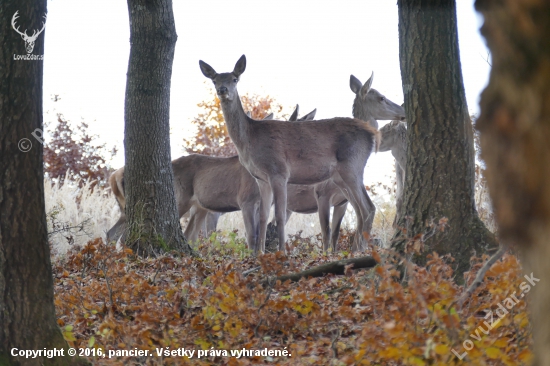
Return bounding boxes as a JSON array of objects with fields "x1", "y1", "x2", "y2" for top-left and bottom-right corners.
[
  {"x1": 392, "y1": 0, "x2": 497, "y2": 281},
  {"x1": 0, "y1": 2, "x2": 87, "y2": 365},
  {"x1": 124, "y1": 0, "x2": 191, "y2": 256},
  {"x1": 475, "y1": 0, "x2": 550, "y2": 364}
]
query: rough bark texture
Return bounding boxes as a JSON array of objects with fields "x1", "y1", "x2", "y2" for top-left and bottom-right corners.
[
  {"x1": 124, "y1": 0, "x2": 191, "y2": 256},
  {"x1": 0, "y1": 2, "x2": 87, "y2": 365},
  {"x1": 393, "y1": 0, "x2": 497, "y2": 281},
  {"x1": 475, "y1": 0, "x2": 550, "y2": 364}
]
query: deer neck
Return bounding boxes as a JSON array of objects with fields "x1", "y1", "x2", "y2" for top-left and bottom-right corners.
[
  {"x1": 219, "y1": 93, "x2": 251, "y2": 154},
  {"x1": 352, "y1": 101, "x2": 378, "y2": 130}
]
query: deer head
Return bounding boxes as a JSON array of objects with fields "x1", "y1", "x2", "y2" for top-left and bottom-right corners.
[
  {"x1": 200, "y1": 55, "x2": 246, "y2": 103},
  {"x1": 350, "y1": 72, "x2": 406, "y2": 129},
  {"x1": 12, "y1": 11, "x2": 47, "y2": 54}
]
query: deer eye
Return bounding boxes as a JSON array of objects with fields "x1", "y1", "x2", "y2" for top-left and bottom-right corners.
[
  {"x1": 380, "y1": 97, "x2": 385, "y2": 102},
  {"x1": 233, "y1": 78, "x2": 238, "y2": 83}
]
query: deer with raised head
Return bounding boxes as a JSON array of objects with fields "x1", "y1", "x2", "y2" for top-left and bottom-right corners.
[
  {"x1": 183, "y1": 107, "x2": 316, "y2": 244},
  {"x1": 349, "y1": 73, "x2": 405, "y2": 130},
  {"x1": 199, "y1": 55, "x2": 381, "y2": 253},
  {"x1": 106, "y1": 106, "x2": 323, "y2": 250},
  {"x1": 349, "y1": 74, "x2": 406, "y2": 229}
]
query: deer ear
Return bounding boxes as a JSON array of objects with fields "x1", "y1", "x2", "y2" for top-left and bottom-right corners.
[
  {"x1": 246, "y1": 111, "x2": 251, "y2": 118},
  {"x1": 301, "y1": 108, "x2": 317, "y2": 121},
  {"x1": 361, "y1": 72, "x2": 374, "y2": 97},
  {"x1": 263, "y1": 113, "x2": 274, "y2": 120},
  {"x1": 233, "y1": 55, "x2": 246, "y2": 77},
  {"x1": 289, "y1": 105, "x2": 299, "y2": 121},
  {"x1": 350, "y1": 75, "x2": 362, "y2": 95},
  {"x1": 199, "y1": 60, "x2": 217, "y2": 79}
]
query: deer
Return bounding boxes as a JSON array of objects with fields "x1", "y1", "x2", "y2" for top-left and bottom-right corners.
[
  {"x1": 106, "y1": 106, "x2": 325, "y2": 250},
  {"x1": 183, "y1": 107, "x2": 317, "y2": 244},
  {"x1": 11, "y1": 11, "x2": 47, "y2": 54},
  {"x1": 379, "y1": 120, "x2": 407, "y2": 228},
  {"x1": 199, "y1": 55, "x2": 384, "y2": 254},
  {"x1": 349, "y1": 74, "x2": 407, "y2": 229}
]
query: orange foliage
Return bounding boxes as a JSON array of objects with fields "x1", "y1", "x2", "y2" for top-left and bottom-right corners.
[
  {"x1": 183, "y1": 89, "x2": 283, "y2": 157},
  {"x1": 54, "y1": 234, "x2": 533, "y2": 365}
]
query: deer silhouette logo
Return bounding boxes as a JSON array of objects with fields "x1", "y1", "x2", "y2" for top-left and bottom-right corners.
[{"x1": 12, "y1": 11, "x2": 47, "y2": 54}]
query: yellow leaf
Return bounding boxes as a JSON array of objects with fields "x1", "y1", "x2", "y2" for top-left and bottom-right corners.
[
  {"x1": 212, "y1": 325, "x2": 221, "y2": 331},
  {"x1": 408, "y1": 356, "x2": 426, "y2": 366},
  {"x1": 492, "y1": 338, "x2": 508, "y2": 348},
  {"x1": 434, "y1": 344, "x2": 449, "y2": 355},
  {"x1": 485, "y1": 347, "x2": 501, "y2": 359}
]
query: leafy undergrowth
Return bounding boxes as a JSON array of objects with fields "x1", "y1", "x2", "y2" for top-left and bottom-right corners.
[{"x1": 53, "y1": 232, "x2": 533, "y2": 365}]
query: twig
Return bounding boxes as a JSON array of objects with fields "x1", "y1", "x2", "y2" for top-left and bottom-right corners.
[
  {"x1": 262, "y1": 255, "x2": 377, "y2": 286},
  {"x1": 254, "y1": 285, "x2": 274, "y2": 339},
  {"x1": 243, "y1": 266, "x2": 261, "y2": 276},
  {"x1": 455, "y1": 244, "x2": 507, "y2": 309},
  {"x1": 331, "y1": 327, "x2": 342, "y2": 358}
]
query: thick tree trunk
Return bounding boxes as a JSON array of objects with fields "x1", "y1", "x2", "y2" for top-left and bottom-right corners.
[
  {"x1": 0, "y1": 2, "x2": 87, "y2": 365},
  {"x1": 393, "y1": 0, "x2": 496, "y2": 281},
  {"x1": 475, "y1": 0, "x2": 550, "y2": 364},
  {"x1": 124, "y1": 0, "x2": 191, "y2": 256}
]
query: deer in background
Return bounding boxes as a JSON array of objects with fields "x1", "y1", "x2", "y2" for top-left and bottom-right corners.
[
  {"x1": 349, "y1": 73, "x2": 405, "y2": 129},
  {"x1": 379, "y1": 120, "x2": 407, "y2": 228},
  {"x1": 349, "y1": 73, "x2": 406, "y2": 229},
  {"x1": 200, "y1": 55, "x2": 381, "y2": 253}
]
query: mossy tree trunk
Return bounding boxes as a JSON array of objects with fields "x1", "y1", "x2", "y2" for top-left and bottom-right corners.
[
  {"x1": 0, "y1": 1, "x2": 87, "y2": 365},
  {"x1": 475, "y1": 0, "x2": 550, "y2": 364},
  {"x1": 124, "y1": 0, "x2": 191, "y2": 256},
  {"x1": 392, "y1": 0, "x2": 497, "y2": 281}
]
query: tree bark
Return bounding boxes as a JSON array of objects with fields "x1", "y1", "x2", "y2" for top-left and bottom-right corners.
[
  {"x1": 475, "y1": 0, "x2": 550, "y2": 364},
  {"x1": 393, "y1": 0, "x2": 497, "y2": 282},
  {"x1": 124, "y1": 0, "x2": 191, "y2": 256},
  {"x1": 0, "y1": 2, "x2": 87, "y2": 365}
]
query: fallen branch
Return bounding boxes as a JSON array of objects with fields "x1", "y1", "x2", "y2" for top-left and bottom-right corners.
[
  {"x1": 456, "y1": 245, "x2": 507, "y2": 309},
  {"x1": 262, "y1": 256, "x2": 377, "y2": 286}
]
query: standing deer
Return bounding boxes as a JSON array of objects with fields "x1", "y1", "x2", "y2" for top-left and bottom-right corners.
[
  {"x1": 349, "y1": 74, "x2": 406, "y2": 228},
  {"x1": 379, "y1": 120, "x2": 407, "y2": 228},
  {"x1": 184, "y1": 107, "x2": 317, "y2": 244},
  {"x1": 199, "y1": 55, "x2": 380, "y2": 253},
  {"x1": 106, "y1": 106, "x2": 332, "y2": 250}
]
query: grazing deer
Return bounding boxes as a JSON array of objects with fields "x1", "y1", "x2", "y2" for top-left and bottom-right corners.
[
  {"x1": 199, "y1": 55, "x2": 380, "y2": 253},
  {"x1": 379, "y1": 120, "x2": 407, "y2": 228}
]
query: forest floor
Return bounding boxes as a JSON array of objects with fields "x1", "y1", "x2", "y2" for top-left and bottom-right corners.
[{"x1": 53, "y1": 229, "x2": 532, "y2": 365}]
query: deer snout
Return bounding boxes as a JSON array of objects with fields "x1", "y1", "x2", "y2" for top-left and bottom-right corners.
[{"x1": 217, "y1": 86, "x2": 228, "y2": 95}]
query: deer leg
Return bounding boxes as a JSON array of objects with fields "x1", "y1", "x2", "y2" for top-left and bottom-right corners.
[
  {"x1": 241, "y1": 201, "x2": 259, "y2": 251},
  {"x1": 334, "y1": 169, "x2": 373, "y2": 251},
  {"x1": 393, "y1": 162, "x2": 405, "y2": 228},
  {"x1": 270, "y1": 178, "x2": 288, "y2": 253},
  {"x1": 257, "y1": 180, "x2": 273, "y2": 255},
  {"x1": 205, "y1": 211, "x2": 222, "y2": 235},
  {"x1": 184, "y1": 206, "x2": 208, "y2": 244},
  {"x1": 330, "y1": 202, "x2": 348, "y2": 252},
  {"x1": 316, "y1": 195, "x2": 332, "y2": 252},
  {"x1": 107, "y1": 213, "x2": 127, "y2": 243}
]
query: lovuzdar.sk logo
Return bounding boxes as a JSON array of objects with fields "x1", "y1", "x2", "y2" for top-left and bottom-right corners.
[{"x1": 12, "y1": 10, "x2": 47, "y2": 60}]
